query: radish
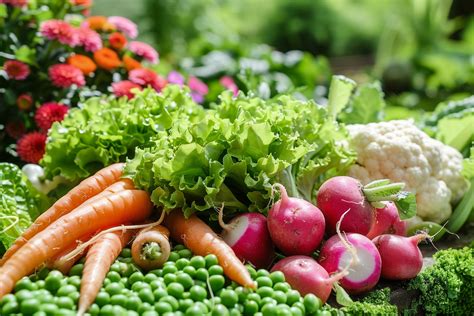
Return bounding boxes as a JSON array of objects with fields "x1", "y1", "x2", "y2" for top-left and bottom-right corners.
[
  {"x1": 317, "y1": 177, "x2": 416, "y2": 235},
  {"x1": 366, "y1": 202, "x2": 407, "y2": 239},
  {"x1": 267, "y1": 184, "x2": 325, "y2": 256},
  {"x1": 372, "y1": 233, "x2": 428, "y2": 280},
  {"x1": 318, "y1": 233, "x2": 381, "y2": 294},
  {"x1": 220, "y1": 211, "x2": 275, "y2": 269},
  {"x1": 271, "y1": 255, "x2": 347, "y2": 303}
]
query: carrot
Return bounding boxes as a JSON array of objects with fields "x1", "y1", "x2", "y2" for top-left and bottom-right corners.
[
  {"x1": 164, "y1": 210, "x2": 256, "y2": 289},
  {"x1": 131, "y1": 225, "x2": 171, "y2": 270},
  {"x1": 80, "y1": 178, "x2": 135, "y2": 207},
  {"x1": 46, "y1": 233, "x2": 95, "y2": 274},
  {"x1": 77, "y1": 229, "x2": 133, "y2": 316},
  {"x1": 0, "y1": 189, "x2": 152, "y2": 298},
  {"x1": 0, "y1": 163, "x2": 125, "y2": 266}
]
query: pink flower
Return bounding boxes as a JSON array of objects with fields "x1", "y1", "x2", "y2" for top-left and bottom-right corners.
[
  {"x1": 220, "y1": 76, "x2": 239, "y2": 96},
  {"x1": 40, "y1": 20, "x2": 77, "y2": 46},
  {"x1": 188, "y1": 76, "x2": 208, "y2": 95},
  {"x1": 4, "y1": 60, "x2": 30, "y2": 80},
  {"x1": 35, "y1": 102, "x2": 69, "y2": 130},
  {"x1": 128, "y1": 41, "x2": 159, "y2": 64},
  {"x1": 16, "y1": 132, "x2": 47, "y2": 164},
  {"x1": 75, "y1": 27, "x2": 102, "y2": 52},
  {"x1": 108, "y1": 16, "x2": 138, "y2": 39},
  {"x1": 111, "y1": 80, "x2": 142, "y2": 99},
  {"x1": 48, "y1": 64, "x2": 85, "y2": 88},
  {"x1": 167, "y1": 71, "x2": 185, "y2": 86},
  {"x1": 1, "y1": 0, "x2": 28, "y2": 7},
  {"x1": 129, "y1": 68, "x2": 167, "y2": 92}
]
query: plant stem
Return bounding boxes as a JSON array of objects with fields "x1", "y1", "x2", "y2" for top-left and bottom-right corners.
[{"x1": 141, "y1": 242, "x2": 162, "y2": 261}]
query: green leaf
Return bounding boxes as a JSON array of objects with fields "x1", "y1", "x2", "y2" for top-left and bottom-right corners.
[
  {"x1": 14, "y1": 45, "x2": 37, "y2": 66},
  {"x1": 0, "y1": 4, "x2": 7, "y2": 18},
  {"x1": 407, "y1": 221, "x2": 447, "y2": 241},
  {"x1": 334, "y1": 282, "x2": 353, "y2": 307},
  {"x1": 327, "y1": 75, "x2": 356, "y2": 120},
  {"x1": 394, "y1": 191, "x2": 417, "y2": 220},
  {"x1": 339, "y1": 81, "x2": 385, "y2": 124}
]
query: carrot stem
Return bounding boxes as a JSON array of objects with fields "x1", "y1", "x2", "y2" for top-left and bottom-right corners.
[{"x1": 141, "y1": 242, "x2": 162, "y2": 261}]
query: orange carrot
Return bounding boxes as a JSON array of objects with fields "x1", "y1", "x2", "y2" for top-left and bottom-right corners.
[
  {"x1": 131, "y1": 225, "x2": 170, "y2": 270},
  {"x1": 0, "y1": 189, "x2": 152, "y2": 298},
  {"x1": 0, "y1": 163, "x2": 125, "y2": 266},
  {"x1": 164, "y1": 210, "x2": 256, "y2": 289},
  {"x1": 80, "y1": 178, "x2": 135, "y2": 207},
  {"x1": 46, "y1": 233, "x2": 95, "y2": 274},
  {"x1": 77, "y1": 229, "x2": 133, "y2": 316}
]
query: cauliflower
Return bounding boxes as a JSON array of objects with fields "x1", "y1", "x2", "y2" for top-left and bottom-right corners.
[{"x1": 347, "y1": 120, "x2": 468, "y2": 223}]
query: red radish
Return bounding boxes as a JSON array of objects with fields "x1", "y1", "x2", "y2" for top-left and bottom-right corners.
[
  {"x1": 220, "y1": 211, "x2": 275, "y2": 269},
  {"x1": 317, "y1": 177, "x2": 416, "y2": 235},
  {"x1": 271, "y1": 255, "x2": 347, "y2": 303},
  {"x1": 267, "y1": 184, "x2": 325, "y2": 256},
  {"x1": 366, "y1": 202, "x2": 407, "y2": 239},
  {"x1": 372, "y1": 233, "x2": 428, "y2": 280},
  {"x1": 319, "y1": 233, "x2": 381, "y2": 294}
]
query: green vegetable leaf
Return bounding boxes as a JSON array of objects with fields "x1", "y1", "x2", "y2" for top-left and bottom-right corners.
[
  {"x1": 327, "y1": 75, "x2": 356, "y2": 120},
  {"x1": 339, "y1": 81, "x2": 386, "y2": 124},
  {"x1": 394, "y1": 191, "x2": 417, "y2": 220},
  {"x1": 0, "y1": 163, "x2": 49, "y2": 251},
  {"x1": 334, "y1": 282, "x2": 353, "y2": 307},
  {"x1": 14, "y1": 45, "x2": 37, "y2": 66}
]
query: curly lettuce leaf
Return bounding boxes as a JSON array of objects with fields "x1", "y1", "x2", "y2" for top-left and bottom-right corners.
[
  {"x1": 41, "y1": 86, "x2": 205, "y2": 183},
  {"x1": 0, "y1": 163, "x2": 50, "y2": 252},
  {"x1": 338, "y1": 81, "x2": 386, "y2": 124},
  {"x1": 126, "y1": 91, "x2": 355, "y2": 219}
]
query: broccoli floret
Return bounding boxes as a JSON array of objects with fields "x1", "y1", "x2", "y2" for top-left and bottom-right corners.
[
  {"x1": 341, "y1": 288, "x2": 397, "y2": 316},
  {"x1": 407, "y1": 246, "x2": 474, "y2": 315}
]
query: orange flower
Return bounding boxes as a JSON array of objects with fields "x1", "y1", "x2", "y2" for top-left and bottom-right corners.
[
  {"x1": 72, "y1": 0, "x2": 93, "y2": 15},
  {"x1": 93, "y1": 48, "x2": 122, "y2": 71},
  {"x1": 123, "y1": 55, "x2": 141, "y2": 71},
  {"x1": 85, "y1": 16, "x2": 107, "y2": 30},
  {"x1": 109, "y1": 32, "x2": 127, "y2": 50},
  {"x1": 67, "y1": 54, "x2": 96, "y2": 75}
]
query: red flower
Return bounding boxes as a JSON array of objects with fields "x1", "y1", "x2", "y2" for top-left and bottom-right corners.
[
  {"x1": 40, "y1": 20, "x2": 77, "y2": 47},
  {"x1": 109, "y1": 32, "x2": 127, "y2": 50},
  {"x1": 35, "y1": 102, "x2": 69, "y2": 130},
  {"x1": 16, "y1": 132, "x2": 47, "y2": 164},
  {"x1": 128, "y1": 41, "x2": 159, "y2": 64},
  {"x1": 71, "y1": 0, "x2": 92, "y2": 15},
  {"x1": 48, "y1": 64, "x2": 85, "y2": 88},
  {"x1": 5, "y1": 121, "x2": 26, "y2": 139},
  {"x1": 129, "y1": 68, "x2": 167, "y2": 92},
  {"x1": 111, "y1": 80, "x2": 141, "y2": 99},
  {"x1": 4, "y1": 60, "x2": 30, "y2": 80},
  {"x1": 16, "y1": 94, "x2": 33, "y2": 110}
]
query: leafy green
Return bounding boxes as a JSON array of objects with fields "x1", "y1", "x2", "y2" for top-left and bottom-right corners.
[
  {"x1": 125, "y1": 90, "x2": 355, "y2": 219},
  {"x1": 41, "y1": 86, "x2": 205, "y2": 183},
  {"x1": 0, "y1": 163, "x2": 49, "y2": 252},
  {"x1": 338, "y1": 81, "x2": 386, "y2": 124},
  {"x1": 327, "y1": 75, "x2": 356, "y2": 120}
]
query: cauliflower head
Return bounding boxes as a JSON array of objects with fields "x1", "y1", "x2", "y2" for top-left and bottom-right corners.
[{"x1": 347, "y1": 120, "x2": 467, "y2": 223}]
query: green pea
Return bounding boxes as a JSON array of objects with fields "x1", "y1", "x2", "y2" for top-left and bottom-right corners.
[
  {"x1": 189, "y1": 285, "x2": 207, "y2": 301},
  {"x1": 246, "y1": 265, "x2": 257, "y2": 279},
  {"x1": 40, "y1": 303, "x2": 58, "y2": 314},
  {"x1": 2, "y1": 301, "x2": 19, "y2": 315},
  {"x1": 167, "y1": 282, "x2": 185, "y2": 299},
  {"x1": 175, "y1": 258, "x2": 190, "y2": 270},
  {"x1": 178, "y1": 298, "x2": 194, "y2": 312},
  {"x1": 164, "y1": 273, "x2": 177, "y2": 285},
  {"x1": 33, "y1": 311, "x2": 47, "y2": 316},
  {"x1": 36, "y1": 280, "x2": 46, "y2": 289},
  {"x1": 36, "y1": 268, "x2": 51, "y2": 281},
  {"x1": 20, "y1": 298, "x2": 40, "y2": 315},
  {"x1": 303, "y1": 294, "x2": 321, "y2": 313},
  {"x1": 131, "y1": 281, "x2": 149, "y2": 292},
  {"x1": 138, "y1": 302, "x2": 153, "y2": 314},
  {"x1": 69, "y1": 264, "x2": 84, "y2": 276},
  {"x1": 260, "y1": 297, "x2": 277, "y2": 307},
  {"x1": 142, "y1": 311, "x2": 158, "y2": 316},
  {"x1": 194, "y1": 280, "x2": 207, "y2": 288},
  {"x1": 229, "y1": 308, "x2": 242, "y2": 316},
  {"x1": 159, "y1": 296, "x2": 179, "y2": 311},
  {"x1": 273, "y1": 282, "x2": 291, "y2": 293},
  {"x1": 247, "y1": 293, "x2": 261, "y2": 304},
  {"x1": 88, "y1": 303, "x2": 100, "y2": 316},
  {"x1": 149, "y1": 269, "x2": 163, "y2": 277},
  {"x1": 256, "y1": 269, "x2": 270, "y2": 278},
  {"x1": 208, "y1": 265, "x2": 224, "y2": 276},
  {"x1": 126, "y1": 310, "x2": 139, "y2": 316},
  {"x1": 178, "y1": 249, "x2": 193, "y2": 259},
  {"x1": 174, "y1": 244, "x2": 186, "y2": 251},
  {"x1": 15, "y1": 277, "x2": 37, "y2": 292},
  {"x1": 129, "y1": 271, "x2": 145, "y2": 285},
  {"x1": 103, "y1": 278, "x2": 112, "y2": 287},
  {"x1": 190, "y1": 256, "x2": 206, "y2": 270},
  {"x1": 56, "y1": 296, "x2": 75, "y2": 310},
  {"x1": 195, "y1": 268, "x2": 209, "y2": 281},
  {"x1": 273, "y1": 290, "x2": 287, "y2": 304},
  {"x1": 269, "y1": 271, "x2": 285, "y2": 284},
  {"x1": 220, "y1": 289, "x2": 239, "y2": 308},
  {"x1": 185, "y1": 302, "x2": 207, "y2": 315},
  {"x1": 256, "y1": 276, "x2": 273, "y2": 288},
  {"x1": 154, "y1": 301, "x2": 173, "y2": 314},
  {"x1": 290, "y1": 306, "x2": 303, "y2": 316},
  {"x1": 163, "y1": 264, "x2": 178, "y2": 276},
  {"x1": 243, "y1": 300, "x2": 258, "y2": 315},
  {"x1": 205, "y1": 254, "x2": 219, "y2": 268},
  {"x1": 110, "y1": 294, "x2": 127, "y2": 307},
  {"x1": 149, "y1": 279, "x2": 165, "y2": 290},
  {"x1": 283, "y1": 290, "x2": 300, "y2": 306},
  {"x1": 106, "y1": 271, "x2": 121, "y2": 283},
  {"x1": 138, "y1": 288, "x2": 155, "y2": 304},
  {"x1": 257, "y1": 286, "x2": 274, "y2": 298},
  {"x1": 95, "y1": 292, "x2": 110, "y2": 307},
  {"x1": 261, "y1": 303, "x2": 277, "y2": 316},
  {"x1": 234, "y1": 287, "x2": 249, "y2": 303},
  {"x1": 55, "y1": 308, "x2": 76, "y2": 316},
  {"x1": 125, "y1": 295, "x2": 142, "y2": 311},
  {"x1": 182, "y1": 266, "x2": 196, "y2": 278},
  {"x1": 211, "y1": 304, "x2": 230, "y2": 316},
  {"x1": 152, "y1": 287, "x2": 168, "y2": 301},
  {"x1": 67, "y1": 276, "x2": 81, "y2": 289},
  {"x1": 316, "y1": 310, "x2": 332, "y2": 316},
  {"x1": 208, "y1": 275, "x2": 225, "y2": 293},
  {"x1": 176, "y1": 273, "x2": 194, "y2": 290},
  {"x1": 44, "y1": 272, "x2": 63, "y2": 293},
  {"x1": 275, "y1": 304, "x2": 292, "y2": 316},
  {"x1": 105, "y1": 282, "x2": 123, "y2": 296},
  {"x1": 0, "y1": 294, "x2": 16, "y2": 307},
  {"x1": 99, "y1": 304, "x2": 114, "y2": 316},
  {"x1": 168, "y1": 251, "x2": 180, "y2": 262},
  {"x1": 15, "y1": 289, "x2": 34, "y2": 302},
  {"x1": 292, "y1": 302, "x2": 305, "y2": 314},
  {"x1": 120, "y1": 248, "x2": 132, "y2": 258},
  {"x1": 144, "y1": 273, "x2": 158, "y2": 283}
]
